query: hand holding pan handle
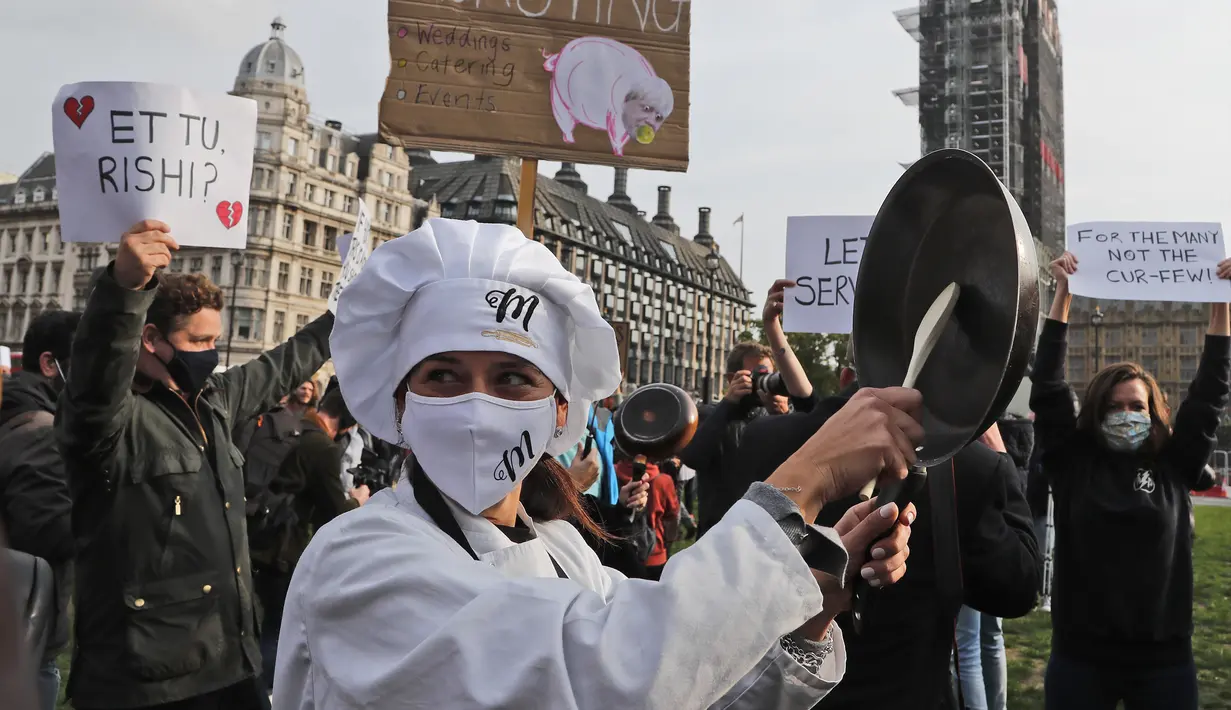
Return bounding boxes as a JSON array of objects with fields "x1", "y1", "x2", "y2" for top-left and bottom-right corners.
[{"x1": 851, "y1": 284, "x2": 961, "y2": 634}]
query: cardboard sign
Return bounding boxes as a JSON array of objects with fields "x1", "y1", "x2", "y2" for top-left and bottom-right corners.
[
  {"x1": 609, "y1": 320, "x2": 631, "y2": 381},
  {"x1": 380, "y1": 0, "x2": 691, "y2": 171},
  {"x1": 783, "y1": 216, "x2": 875, "y2": 334},
  {"x1": 329, "y1": 201, "x2": 373, "y2": 314},
  {"x1": 52, "y1": 82, "x2": 257, "y2": 248},
  {"x1": 1066, "y1": 221, "x2": 1231, "y2": 303}
]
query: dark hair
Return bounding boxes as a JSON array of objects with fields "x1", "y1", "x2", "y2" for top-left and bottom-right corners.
[
  {"x1": 1077, "y1": 361, "x2": 1171, "y2": 452},
  {"x1": 23, "y1": 310, "x2": 82, "y2": 366},
  {"x1": 146, "y1": 273, "x2": 224, "y2": 336},
  {"x1": 521, "y1": 456, "x2": 611, "y2": 541},
  {"x1": 725, "y1": 341, "x2": 772, "y2": 374},
  {"x1": 318, "y1": 385, "x2": 356, "y2": 431}
]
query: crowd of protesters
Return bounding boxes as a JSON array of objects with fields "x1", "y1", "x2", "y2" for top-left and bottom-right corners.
[{"x1": 0, "y1": 218, "x2": 1226, "y2": 710}]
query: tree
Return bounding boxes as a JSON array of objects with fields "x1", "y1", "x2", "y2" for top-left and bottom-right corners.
[{"x1": 747, "y1": 324, "x2": 851, "y2": 398}]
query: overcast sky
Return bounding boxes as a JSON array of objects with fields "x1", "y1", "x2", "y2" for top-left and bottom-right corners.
[{"x1": 2, "y1": 0, "x2": 1228, "y2": 305}]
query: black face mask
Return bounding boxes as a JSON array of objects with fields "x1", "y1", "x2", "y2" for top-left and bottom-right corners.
[{"x1": 159, "y1": 346, "x2": 219, "y2": 395}]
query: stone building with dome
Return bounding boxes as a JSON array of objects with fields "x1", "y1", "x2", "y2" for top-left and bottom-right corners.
[{"x1": 0, "y1": 17, "x2": 437, "y2": 365}]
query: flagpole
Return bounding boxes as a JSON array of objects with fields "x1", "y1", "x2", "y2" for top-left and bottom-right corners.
[{"x1": 733, "y1": 217, "x2": 743, "y2": 280}]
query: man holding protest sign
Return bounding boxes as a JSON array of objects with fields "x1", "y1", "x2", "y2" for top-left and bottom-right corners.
[
  {"x1": 57, "y1": 220, "x2": 333, "y2": 710},
  {"x1": 1031, "y1": 250, "x2": 1231, "y2": 710}
]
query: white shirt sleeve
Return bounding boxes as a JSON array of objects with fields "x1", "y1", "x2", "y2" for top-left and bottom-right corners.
[{"x1": 276, "y1": 500, "x2": 844, "y2": 710}]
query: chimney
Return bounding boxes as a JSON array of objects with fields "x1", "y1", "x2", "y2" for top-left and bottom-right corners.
[
  {"x1": 608, "y1": 167, "x2": 637, "y2": 214},
  {"x1": 652, "y1": 185, "x2": 678, "y2": 234},
  {"x1": 694, "y1": 207, "x2": 714, "y2": 246},
  {"x1": 554, "y1": 162, "x2": 588, "y2": 194}
]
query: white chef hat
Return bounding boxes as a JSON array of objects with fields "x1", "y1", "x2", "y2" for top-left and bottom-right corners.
[{"x1": 331, "y1": 218, "x2": 622, "y2": 455}]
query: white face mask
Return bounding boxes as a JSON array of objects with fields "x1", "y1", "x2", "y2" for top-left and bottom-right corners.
[{"x1": 400, "y1": 391, "x2": 558, "y2": 515}]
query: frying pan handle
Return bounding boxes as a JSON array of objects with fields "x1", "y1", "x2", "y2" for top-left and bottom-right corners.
[{"x1": 850, "y1": 465, "x2": 927, "y2": 634}]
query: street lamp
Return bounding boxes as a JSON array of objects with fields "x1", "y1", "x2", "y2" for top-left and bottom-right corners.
[
  {"x1": 702, "y1": 248, "x2": 720, "y2": 402},
  {"x1": 225, "y1": 250, "x2": 246, "y2": 368},
  {"x1": 1091, "y1": 305, "x2": 1105, "y2": 373}
]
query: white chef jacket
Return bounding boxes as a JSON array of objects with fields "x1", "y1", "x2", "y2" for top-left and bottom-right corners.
[{"x1": 273, "y1": 474, "x2": 847, "y2": 710}]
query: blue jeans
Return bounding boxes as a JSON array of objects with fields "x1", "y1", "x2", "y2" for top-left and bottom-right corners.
[
  {"x1": 954, "y1": 605, "x2": 1006, "y2": 710},
  {"x1": 36, "y1": 659, "x2": 60, "y2": 710}
]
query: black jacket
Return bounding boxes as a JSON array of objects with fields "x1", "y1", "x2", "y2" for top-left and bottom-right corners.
[
  {"x1": 734, "y1": 389, "x2": 1040, "y2": 710},
  {"x1": 679, "y1": 394, "x2": 813, "y2": 536},
  {"x1": 258, "y1": 418, "x2": 357, "y2": 571},
  {"x1": 997, "y1": 416, "x2": 1035, "y2": 493},
  {"x1": 1030, "y1": 318, "x2": 1230, "y2": 667},
  {"x1": 0, "y1": 370, "x2": 74, "y2": 661},
  {"x1": 57, "y1": 266, "x2": 333, "y2": 709}
]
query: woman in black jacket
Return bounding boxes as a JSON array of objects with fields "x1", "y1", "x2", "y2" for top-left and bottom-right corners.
[{"x1": 1031, "y1": 251, "x2": 1231, "y2": 710}]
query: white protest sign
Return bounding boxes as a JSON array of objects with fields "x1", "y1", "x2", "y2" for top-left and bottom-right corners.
[
  {"x1": 783, "y1": 215, "x2": 875, "y2": 334},
  {"x1": 52, "y1": 81, "x2": 257, "y2": 249},
  {"x1": 1066, "y1": 221, "x2": 1230, "y2": 303},
  {"x1": 337, "y1": 232, "x2": 354, "y2": 263},
  {"x1": 329, "y1": 201, "x2": 372, "y2": 314}
]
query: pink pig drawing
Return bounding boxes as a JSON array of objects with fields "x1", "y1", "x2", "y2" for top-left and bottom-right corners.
[{"x1": 542, "y1": 37, "x2": 675, "y2": 157}]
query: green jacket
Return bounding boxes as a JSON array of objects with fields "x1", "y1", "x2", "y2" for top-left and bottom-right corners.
[{"x1": 57, "y1": 265, "x2": 333, "y2": 708}]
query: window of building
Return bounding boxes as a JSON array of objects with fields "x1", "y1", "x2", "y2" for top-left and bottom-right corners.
[
  {"x1": 304, "y1": 183, "x2": 316, "y2": 203},
  {"x1": 233, "y1": 307, "x2": 264, "y2": 340},
  {"x1": 50, "y1": 265, "x2": 61, "y2": 293},
  {"x1": 23, "y1": 230, "x2": 33, "y2": 252},
  {"x1": 39, "y1": 229, "x2": 49, "y2": 252},
  {"x1": 288, "y1": 137, "x2": 299, "y2": 158},
  {"x1": 251, "y1": 169, "x2": 265, "y2": 190},
  {"x1": 257, "y1": 131, "x2": 272, "y2": 151},
  {"x1": 1105, "y1": 329, "x2": 1123, "y2": 347},
  {"x1": 383, "y1": 202, "x2": 393, "y2": 223},
  {"x1": 33, "y1": 265, "x2": 44, "y2": 293},
  {"x1": 324, "y1": 190, "x2": 335, "y2": 209},
  {"x1": 1068, "y1": 327, "x2": 1086, "y2": 345},
  {"x1": 282, "y1": 213, "x2": 294, "y2": 240},
  {"x1": 1179, "y1": 327, "x2": 1200, "y2": 346},
  {"x1": 319, "y1": 271, "x2": 334, "y2": 299},
  {"x1": 210, "y1": 256, "x2": 223, "y2": 283},
  {"x1": 286, "y1": 173, "x2": 297, "y2": 196},
  {"x1": 303, "y1": 220, "x2": 318, "y2": 247},
  {"x1": 51, "y1": 187, "x2": 57, "y2": 201},
  {"x1": 1140, "y1": 355, "x2": 1159, "y2": 374},
  {"x1": 1140, "y1": 327, "x2": 1158, "y2": 346},
  {"x1": 337, "y1": 155, "x2": 346, "y2": 175},
  {"x1": 632, "y1": 272, "x2": 643, "y2": 289},
  {"x1": 277, "y1": 262, "x2": 290, "y2": 291},
  {"x1": 309, "y1": 147, "x2": 319, "y2": 165},
  {"x1": 299, "y1": 267, "x2": 314, "y2": 296},
  {"x1": 324, "y1": 226, "x2": 338, "y2": 251},
  {"x1": 6, "y1": 233, "x2": 15, "y2": 254},
  {"x1": 272, "y1": 311, "x2": 286, "y2": 341},
  {"x1": 169, "y1": 257, "x2": 183, "y2": 272},
  {"x1": 1180, "y1": 355, "x2": 1198, "y2": 382},
  {"x1": 296, "y1": 314, "x2": 309, "y2": 331},
  {"x1": 343, "y1": 195, "x2": 355, "y2": 214},
  {"x1": 188, "y1": 257, "x2": 203, "y2": 273},
  {"x1": 32, "y1": 187, "x2": 45, "y2": 203}
]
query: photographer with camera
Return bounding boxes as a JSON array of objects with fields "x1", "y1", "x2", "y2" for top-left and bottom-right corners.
[{"x1": 681, "y1": 279, "x2": 816, "y2": 537}]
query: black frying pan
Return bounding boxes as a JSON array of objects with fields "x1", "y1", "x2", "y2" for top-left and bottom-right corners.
[{"x1": 849, "y1": 149, "x2": 1040, "y2": 627}]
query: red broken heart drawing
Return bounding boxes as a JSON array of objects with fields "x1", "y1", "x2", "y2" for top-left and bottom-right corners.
[
  {"x1": 216, "y1": 201, "x2": 244, "y2": 230},
  {"x1": 63, "y1": 96, "x2": 95, "y2": 128}
]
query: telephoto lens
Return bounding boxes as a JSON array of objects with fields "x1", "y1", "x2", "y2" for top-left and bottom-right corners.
[{"x1": 750, "y1": 367, "x2": 789, "y2": 397}]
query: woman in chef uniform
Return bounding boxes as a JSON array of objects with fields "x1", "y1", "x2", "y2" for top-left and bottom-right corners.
[{"x1": 273, "y1": 219, "x2": 923, "y2": 710}]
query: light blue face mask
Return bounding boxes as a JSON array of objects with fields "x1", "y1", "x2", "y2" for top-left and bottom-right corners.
[{"x1": 1101, "y1": 410, "x2": 1151, "y2": 453}]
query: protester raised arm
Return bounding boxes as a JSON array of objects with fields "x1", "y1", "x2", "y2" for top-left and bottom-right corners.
[
  {"x1": 763, "y1": 279, "x2": 814, "y2": 401},
  {"x1": 1029, "y1": 252, "x2": 1080, "y2": 452},
  {"x1": 1162, "y1": 272, "x2": 1231, "y2": 485},
  {"x1": 213, "y1": 308, "x2": 334, "y2": 427},
  {"x1": 57, "y1": 221, "x2": 174, "y2": 476}
]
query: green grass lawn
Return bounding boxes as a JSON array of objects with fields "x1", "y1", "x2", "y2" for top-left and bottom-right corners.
[
  {"x1": 53, "y1": 505, "x2": 1231, "y2": 709},
  {"x1": 1005, "y1": 504, "x2": 1231, "y2": 709}
]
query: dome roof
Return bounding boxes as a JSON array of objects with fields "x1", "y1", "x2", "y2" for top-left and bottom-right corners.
[{"x1": 237, "y1": 17, "x2": 305, "y2": 88}]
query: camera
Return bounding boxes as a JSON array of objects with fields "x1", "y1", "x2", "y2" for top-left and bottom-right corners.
[
  {"x1": 750, "y1": 366, "x2": 789, "y2": 398},
  {"x1": 348, "y1": 448, "x2": 397, "y2": 494}
]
